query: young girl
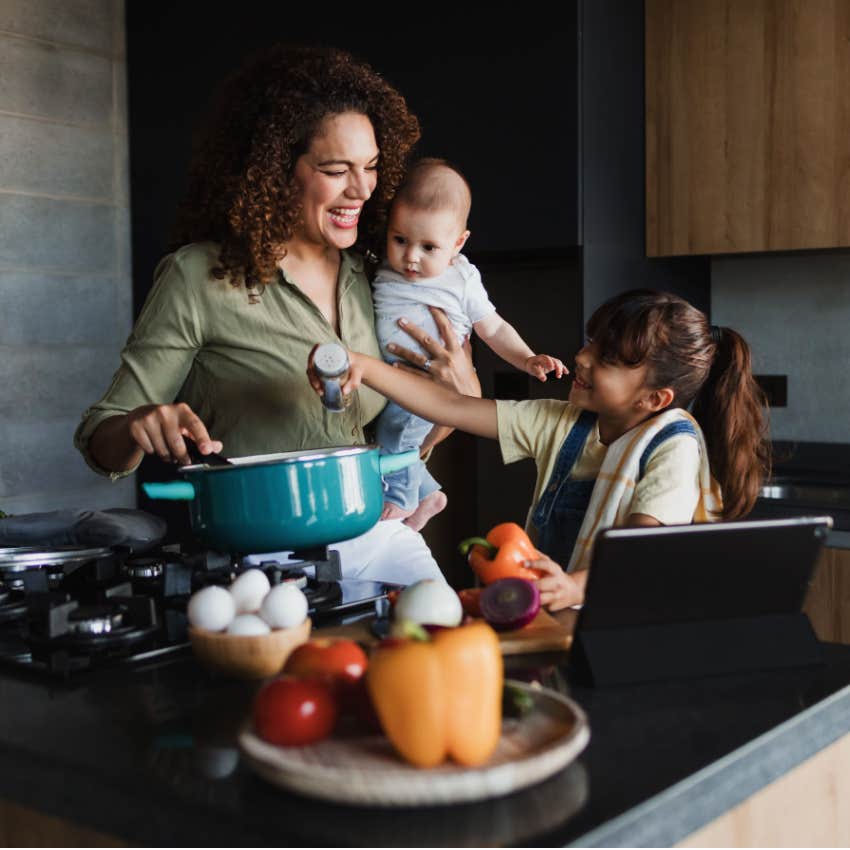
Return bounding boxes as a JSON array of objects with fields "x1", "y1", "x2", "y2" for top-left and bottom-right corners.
[{"x1": 309, "y1": 290, "x2": 770, "y2": 610}]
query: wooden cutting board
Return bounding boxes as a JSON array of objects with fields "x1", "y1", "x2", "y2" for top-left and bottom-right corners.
[
  {"x1": 314, "y1": 608, "x2": 575, "y2": 656},
  {"x1": 496, "y1": 608, "x2": 574, "y2": 654}
]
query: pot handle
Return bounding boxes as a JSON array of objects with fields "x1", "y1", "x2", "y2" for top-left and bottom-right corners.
[
  {"x1": 142, "y1": 481, "x2": 196, "y2": 501},
  {"x1": 378, "y1": 449, "x2": 421, "y2": 475}
]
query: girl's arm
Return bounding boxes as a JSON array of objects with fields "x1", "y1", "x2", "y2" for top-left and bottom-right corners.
[
  {"x1": 346, "y1": 351, "x2": 499, "y2": 440},
  {"x1": 627, "y1": 513, "x2": 662, "y2": 527}
]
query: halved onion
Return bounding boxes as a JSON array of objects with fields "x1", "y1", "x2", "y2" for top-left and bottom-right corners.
[{"x1": 479, "y1": 578, "x2": 541, "y2": 631}]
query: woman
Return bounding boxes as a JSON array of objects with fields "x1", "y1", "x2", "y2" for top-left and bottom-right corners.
[{"x1": 74, "y1": 44, "x2": 478, "y2": 584}]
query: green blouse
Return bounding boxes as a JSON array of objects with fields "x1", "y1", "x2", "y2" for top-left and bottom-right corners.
[{"x1": 74, "y1": 242, "x2": 386, "y2": 477}]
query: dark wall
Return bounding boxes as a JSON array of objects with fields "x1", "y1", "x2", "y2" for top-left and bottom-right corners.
[
  {"x1": 580, "y1": 0, "x2": 710, "y2": 322},
  {"x1": 126, "y1": 2, "x2": 580, "y2": 310}
]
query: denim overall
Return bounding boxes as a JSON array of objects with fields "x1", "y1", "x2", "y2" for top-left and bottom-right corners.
[{"x1": 531, "y1": 411, "x2": 698, "y2": 567}]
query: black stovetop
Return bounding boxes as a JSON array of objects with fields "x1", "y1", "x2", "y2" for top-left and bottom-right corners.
[{"x1": 0, "y1": 544, "x2": 391, "y2": 680}]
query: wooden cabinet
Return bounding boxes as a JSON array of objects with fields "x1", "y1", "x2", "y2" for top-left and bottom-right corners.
[
  {"x1": 677, "y1": 730, "x2": 850, "y2": 846},
  {"x1": 0, "y1": 800, "x2": 122, "y2": 847},
  {"x1": 646, "y1": 0, "x2": 850, "y2": 257},
  {"x1": 803, "y1": 545, "x2": 850, "y2": 642}
]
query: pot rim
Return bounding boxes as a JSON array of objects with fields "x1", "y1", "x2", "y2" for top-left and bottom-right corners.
[{"x1": 179, "y1": 444, "x2": 375, "y2": 473}]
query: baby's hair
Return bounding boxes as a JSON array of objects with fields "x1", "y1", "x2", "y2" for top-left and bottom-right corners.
[
  {"x1": 393, "y1": 158, "x2": 472, "y2": 228},
  {"x1": 586, "y1": 289, "x2": 771, "y2": 520}
]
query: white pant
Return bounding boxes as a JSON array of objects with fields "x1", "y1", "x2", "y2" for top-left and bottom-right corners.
[{"x1": 244, "y1": 519, "x2": 445, "y2": 586}]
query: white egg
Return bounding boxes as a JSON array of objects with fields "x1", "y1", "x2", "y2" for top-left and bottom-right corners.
[
  {"x1": 260, "y1": 583, "x2": 308, "y2": 629},
  {"x1": 187, "y1": 585, "x2": 236, "y2": 632},
  {"x1": 226, "y1": 614, "x2": 271, "y2": 636},
  {"x1": 228, "y1": 569, "x2": 271, "y2": 614}
]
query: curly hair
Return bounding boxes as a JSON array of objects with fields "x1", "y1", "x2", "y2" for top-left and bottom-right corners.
[{"x1": 171, "y1": 44, "x2": 420, "y2": 292}]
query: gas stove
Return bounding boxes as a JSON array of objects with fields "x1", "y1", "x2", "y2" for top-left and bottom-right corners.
[{"x1": 0, "y1": 544, "x2": 393, "y2": 680}]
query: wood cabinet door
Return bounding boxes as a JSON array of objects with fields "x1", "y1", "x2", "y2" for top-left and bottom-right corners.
[
  {"x1": 646, "y1": 0, "x2": 850, "y2": 257},
  {"x1": 804, "y1": 545, "x2": 850, "y2": 643}
]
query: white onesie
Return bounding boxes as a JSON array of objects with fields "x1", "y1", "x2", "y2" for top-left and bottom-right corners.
[{"x1": 372, "y1": 254, "x2": 496, "y2": 358}]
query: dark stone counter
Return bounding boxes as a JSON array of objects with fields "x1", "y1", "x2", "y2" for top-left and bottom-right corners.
[{"x1": 2, "y1": 642, "x2": 850, "y2": 846}]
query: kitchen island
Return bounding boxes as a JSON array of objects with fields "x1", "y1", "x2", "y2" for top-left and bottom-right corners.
[{"x1": 2, "y1": 624, "x2": 850, "y2": 847}]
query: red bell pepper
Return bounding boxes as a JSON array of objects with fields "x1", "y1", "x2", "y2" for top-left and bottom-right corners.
[{"x1": 458, "y1": 522, "x2": 545, "y2": 585}]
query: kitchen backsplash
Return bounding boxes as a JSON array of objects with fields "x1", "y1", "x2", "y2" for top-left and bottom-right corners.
[{"x1": 712, "y1": 251, "x2": 850, "y2": 444}]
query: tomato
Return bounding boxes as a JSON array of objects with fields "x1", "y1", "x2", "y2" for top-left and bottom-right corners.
[
  {"x1": 458, "y1": 588, "x2": 483, "y2": 618},
  {"x1": 283, "y1": 638, "x2": 368, "y2": 684},
  {"x1": 252, "y1": 676, "x2": 337, "y2": 746}
]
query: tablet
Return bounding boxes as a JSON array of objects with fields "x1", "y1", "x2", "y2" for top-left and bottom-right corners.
[{"x1": 578, "y1": 516, "x2": 833, "y2": 631}]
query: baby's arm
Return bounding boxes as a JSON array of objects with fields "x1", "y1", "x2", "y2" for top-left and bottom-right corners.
[
  {"x1": 474, "y1": 313, "x2": 568, "y2": 382},
  {"x1": 308, "y1": 348, "x2": 499, "y2": 440}
]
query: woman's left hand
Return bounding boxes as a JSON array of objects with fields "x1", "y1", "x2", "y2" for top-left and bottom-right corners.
[
  {"x1": 387, "y1": 307, "x2": 481, "y2": 398},
  {"x1": 527, "y1": 555, "x2": 586, "y2": 611}
]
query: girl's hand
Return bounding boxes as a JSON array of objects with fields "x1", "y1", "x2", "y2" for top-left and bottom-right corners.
[
  {"x1": 306, "y1": 344, "x2": 364, "y2": 398},
  {"x1": 526, "y1": 555, "x2": 585, "y2": 611},
  {"x1": 126, "y1": 403, "x2": 222, "y2": 466},
  {"x1": 525, "y1": 354, "x2": 568, "y2": 382},
  {"x1": 387, "y1": 307, "x2": 482, "y2": 398}
]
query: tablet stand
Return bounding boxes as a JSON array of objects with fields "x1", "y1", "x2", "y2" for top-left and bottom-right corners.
[{"x1": 570, "y1": 612, "x2": 824, "y2": 686}]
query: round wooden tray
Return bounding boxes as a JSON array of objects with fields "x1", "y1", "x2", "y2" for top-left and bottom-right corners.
[{"x1": 238, "y1": 680, "x2": 590, "y2": 807}]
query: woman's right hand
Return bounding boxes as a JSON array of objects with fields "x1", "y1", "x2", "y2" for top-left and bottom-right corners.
[
  {"x1": 387, "y1": 307, "x2": 482, "y2": 398},
  {"x1": 125, "y1": 403, "x2": 222, "y2": 466}
]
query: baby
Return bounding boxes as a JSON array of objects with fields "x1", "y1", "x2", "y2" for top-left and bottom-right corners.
[{"x1": 373, "y1": 158, "x2": 567, "y2": 527}]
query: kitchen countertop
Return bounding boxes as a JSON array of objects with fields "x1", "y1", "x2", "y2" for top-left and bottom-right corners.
[{"x1": 3, "y1": 622, "x2": 850, "y2": 846}]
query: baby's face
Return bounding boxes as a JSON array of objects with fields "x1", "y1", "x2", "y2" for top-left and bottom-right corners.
[{"x1": 386, "y1": 203, "x2": 468, "y2": 281}]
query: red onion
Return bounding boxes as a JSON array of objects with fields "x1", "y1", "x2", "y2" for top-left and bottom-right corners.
[{"x1": 479, "y1": 578, "x2": 541, "y2": 631}]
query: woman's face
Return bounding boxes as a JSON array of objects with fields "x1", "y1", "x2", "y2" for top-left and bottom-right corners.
[{"x1": 291, "y1": 111, "x2": 379, "y2": 251}]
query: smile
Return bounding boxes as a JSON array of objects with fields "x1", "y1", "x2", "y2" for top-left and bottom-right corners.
[
  {"x1": 328, "y1": 208, "x2": 361, "y2": 229},
  {"x1": 573, "y1": 376, "x2": 592, "y2": 390}
]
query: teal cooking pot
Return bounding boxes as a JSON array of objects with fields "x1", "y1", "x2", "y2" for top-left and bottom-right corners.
[{"x1": 142, "y1": 446, "x2": 419, "y2": 554}]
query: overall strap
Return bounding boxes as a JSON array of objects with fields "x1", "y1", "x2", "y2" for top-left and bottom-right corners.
[
  {"x1": 552, "y1": 410, "x2": 598, "y2": 483},
  {"x1": 532, "y1": 410, "x2": 598, "y2": 529},
  {"x1": 638, "y1": 419, "x2": 698, "y2": 480}
]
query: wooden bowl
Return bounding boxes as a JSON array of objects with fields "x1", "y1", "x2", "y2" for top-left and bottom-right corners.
[{"x1": 189, "y1": 618, "x2": 312, "y2": 679}]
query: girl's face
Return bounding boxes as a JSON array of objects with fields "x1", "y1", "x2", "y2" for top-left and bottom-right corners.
[
  {"x1": 569, "y1": 341, "x2": 655, "y2": 423},
  {"x1": 291, "y1": 111, "x2": 380, "y2": 251}
]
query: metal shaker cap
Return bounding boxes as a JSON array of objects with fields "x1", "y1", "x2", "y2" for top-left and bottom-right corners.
[{"x1": 313, "y1": 343, "x2": 350, "y2": 378}]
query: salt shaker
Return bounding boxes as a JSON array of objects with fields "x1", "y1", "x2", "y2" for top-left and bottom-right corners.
[{"x1": 313, "y1": 342, "x2": 351, "y2": 413}]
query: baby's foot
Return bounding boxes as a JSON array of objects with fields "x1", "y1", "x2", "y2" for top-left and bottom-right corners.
[
  {"x1": 381, "y1": 501, "x2": 415, "y2": 521},
  {"x1": 403, "y1": 490, "x2": 448, "y2": 532}
]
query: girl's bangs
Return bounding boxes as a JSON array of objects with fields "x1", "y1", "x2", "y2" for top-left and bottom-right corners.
[{"x1": 586, "y1": 292, "x2": 660, "y2": 366}]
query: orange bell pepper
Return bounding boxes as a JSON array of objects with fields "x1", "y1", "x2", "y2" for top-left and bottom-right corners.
[
  {"x1": 458, "y1": 521, "x2": 546, "y2": 585},
  {"x1": 366, "y1": 621, "x2": 503, "y2": 768}
]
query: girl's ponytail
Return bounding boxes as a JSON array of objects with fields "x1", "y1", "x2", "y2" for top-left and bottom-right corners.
[{"x1": 691, "y1": 327, "x2": 771, "y2": 519}]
